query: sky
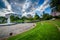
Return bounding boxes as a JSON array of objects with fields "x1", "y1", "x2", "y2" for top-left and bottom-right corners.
[{"x1": 0, "y1": 0, "x2": 51, "y2": 17}]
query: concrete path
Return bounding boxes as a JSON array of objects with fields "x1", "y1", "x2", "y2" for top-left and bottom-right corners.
[{"x1": 0, "y1": 23, "x2": 35, "y2": 39}]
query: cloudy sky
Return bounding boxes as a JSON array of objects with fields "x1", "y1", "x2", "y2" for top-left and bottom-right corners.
[{"x1": 0, "y1": 0, "x2": 51, "y2": 16}]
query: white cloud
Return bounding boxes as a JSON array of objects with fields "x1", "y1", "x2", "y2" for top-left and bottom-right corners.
[
  {"x1": 24, "y1": 0, "x2": 50, "y2": 17},
  {"x1": 22, "y1": 0, "x2": 39, "y2": 16},
  {"x1": 0, "y1": 9, "x2": 14, "y2": 16},
  {"x1": 3, "y1": 0, "x2": 12, "y2": 11},
  {"x1": 0, "y1": 0, "x2": 14, "y2": 16},
  {"x1": 0, "y1": 0, "x2": 50, "y2": 17},
  {"x1": 22, "y1": 0, "x2": 31, "y2": 12},
  {"x1": 36, "y1": 0, "x2": 49, "y2": 13}
]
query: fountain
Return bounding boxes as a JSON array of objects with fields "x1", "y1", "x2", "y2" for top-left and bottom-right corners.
[
  {"x1": 7, "y1": 16, "x2": 10, "y2": 24},
  {"x1": 6, "y1": 14, "x2": 11, "y2": 24},
  {"x1": 0, "y1": 0, "x2": 15, "y2": 26},
  {"x1": 0, "y1": 13, "x2": 15, "y2": 26},
  {"x1": 5, "y1": 13, "x2": 16, "y2": 25}
]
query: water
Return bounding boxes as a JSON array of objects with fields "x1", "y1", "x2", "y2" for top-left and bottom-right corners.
[{"x1": 7, "y1": 16, "x2": 10, "y2": 24}]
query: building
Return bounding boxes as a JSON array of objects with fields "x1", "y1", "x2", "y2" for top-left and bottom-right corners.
[{"x1": 51, "y1": 11, "x2": 60, "y2": 16}]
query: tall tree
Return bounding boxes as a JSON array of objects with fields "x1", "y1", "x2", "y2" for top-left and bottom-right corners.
[
  {"x1": 50, "y1": 0, "x2": 60, "y2": 12},
  {"x1": 34, "y1": 13, "x2": 40, "y2": 20},
  {"x1": 42, "y1": 11, "x2": 53, "y2": 20}
]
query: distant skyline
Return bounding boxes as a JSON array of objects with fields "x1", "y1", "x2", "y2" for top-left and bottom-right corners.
[{"x1": 0, "y1": 0, "x2": 51, "y2": 16}]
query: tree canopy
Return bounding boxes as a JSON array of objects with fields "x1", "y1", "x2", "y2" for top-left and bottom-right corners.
[
  {"x1": 34, "y1": 13, "x2": 40, "y2": 20},
  {"x1": 50, "y1": 0, "x2": 60, "y2": 12}
]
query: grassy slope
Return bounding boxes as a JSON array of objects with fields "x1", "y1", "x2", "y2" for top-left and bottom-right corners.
[
  {"x1": 51, "y1": 19, "x2": 60, "y2": 27},
  {"x1": 8, "y1": 20, "x2": 60, "y2": 40}
]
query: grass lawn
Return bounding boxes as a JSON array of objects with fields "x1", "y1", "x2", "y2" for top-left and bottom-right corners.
[
  {"x1": 8, "y1": 19, "x2": 60, "y2": 40},
  {"x1": 51, "y1": 19, "x2": 60, "y2": 27}
]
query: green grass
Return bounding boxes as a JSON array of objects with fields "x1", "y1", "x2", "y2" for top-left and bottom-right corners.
[
  {"x1": 8, "y1": 20, "x2": 60, "y2": 40},
  {"x1": 51, "y1": 19, "x2": 60, "y2": 27}
]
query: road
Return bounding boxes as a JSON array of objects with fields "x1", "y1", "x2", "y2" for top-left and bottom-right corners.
[{"x1": 0, "y1": 23, "x2": 35, "y2": 39}]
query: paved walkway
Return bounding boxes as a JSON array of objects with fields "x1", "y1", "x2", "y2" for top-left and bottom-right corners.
[{"x1": 0, "y1": 23, "x2": 35, "y2": 39}]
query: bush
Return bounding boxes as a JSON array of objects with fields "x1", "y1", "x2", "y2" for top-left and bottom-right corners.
[
  {"x1": 42, "y1": 14, "x2": 53, "y2": 20},
  {"x1": 10, "y1": 15, "x2": 20, "y2": 23},
  {"x1": 0, "y1": 16, "x2": 7, "y2": 23},
  {"x1": 53, "y1": 15, "x2": 60, "y2": 19}
]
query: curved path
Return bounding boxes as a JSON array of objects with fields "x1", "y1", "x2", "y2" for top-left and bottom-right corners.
[{"x1": 0, "y1": 23, "x2": 35, "y2": 39}]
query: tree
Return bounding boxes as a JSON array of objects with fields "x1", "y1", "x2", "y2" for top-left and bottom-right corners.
[
  {"x1": 10, "y1": 15, "x2": 20, "y2": 22},
  {"x1": 22, "y1": 16, "x2": 27, "y2": 20},
  {"x1": 50, "y1": 0, "x2": 60, "y2": 12},
  {"x1": 34, "y1": 13, "x2": 40, "y2": 20},
  {"x1": 53, "y1": 15, "x2": 60, "y2": 19},
  {"x1": 42, "y1": 13, "x2": 52, "y2": 20},
  {"x1": 0, "y1": 16, "x2": 7, "y2": 23},
  {"x1": 27, "y1": 14, "x2": 33, "y2": 21}
]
